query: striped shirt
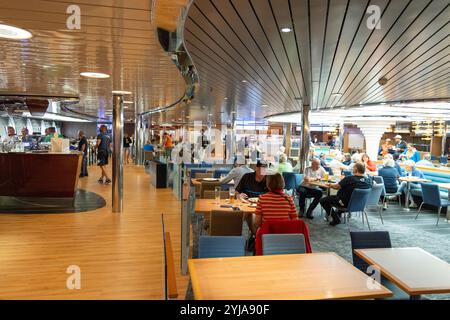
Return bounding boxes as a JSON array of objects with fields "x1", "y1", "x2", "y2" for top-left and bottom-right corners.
[{"x1": 254, "y1": 191, "x2": 298, "y2": 222}]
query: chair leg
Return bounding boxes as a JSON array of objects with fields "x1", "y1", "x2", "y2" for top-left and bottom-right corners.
[
  {"x1": 364, "y1": 210, "x2": 371, "y2": 230},
  {"x1": 437, "y1": 206, "x2": 441, "y2": 226},
  {"x1": 379, "y1": 206, "x2": 384, "y2": 225},
  {"x1": 415, "y1": 202, "x2": 424, "y2": 220}
]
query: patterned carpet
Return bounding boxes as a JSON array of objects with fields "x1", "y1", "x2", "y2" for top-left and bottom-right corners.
[{"x1": 304, "y1": 202, "x2": 450, "y2": 300}]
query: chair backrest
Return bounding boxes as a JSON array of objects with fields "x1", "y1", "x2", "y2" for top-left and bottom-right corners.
[
  {"x1": 200, "y1": 181, "x2": 222, "y2": 198},
  {"x1": 342, "y1": 169, "x2": 352, "y2": 177},
  {"x1": 440, "y1": 156, "x2": 448, "y2": 164},
  {"x1": 213, "y1": 169, "x2": 230, "y2": 179},
  {"x1": 294, "y1": 174, "x2": 303, "y2": 188},
  {"x1": 189, "y1": 168, "x2": 207, "y2": 178},
  {"x1": 198, "y1": 236, "x2": 246, "y2": 258},
  {"x1": 196, "y1": 172, "x2": 213, "y2": 179},
  {"x1": 282, "y1": 172, "x2": 297, "y2": 191},
  {"x1": 255, "y1": 219, "x2": 312, "y2": 255},
  {"x1": 350, "y1": 231, "x2": 391, "y2": 272},
  {"x1": 203, "y1": 190, "x2": 229, "y2": 199},
  {"x1": 372, "y1": 176, "x2": 386, "y2": 196},
  {"x1": 366, "y1": 183, "x2": 384, "y2": 207},
  {"x1": 347, "y1": 188, "x2": 372, "y2": 212},
  {"x1": 420, "y1": 183, "x2": 442, "y2": 207},
  {"x1": 210, "y1": 210, "x2": 244, "y2": 236},
  {"x1": 262, "y1": 234, "x2": 306, "y2": 255}
]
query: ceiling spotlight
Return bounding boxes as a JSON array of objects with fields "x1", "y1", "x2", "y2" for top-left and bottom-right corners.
[
  {"x1": 281, "y1": 27, "x2": 292, "y2": 33},
  {"x1": 124, "y1": 101, "x2": 134, "y2": 104},
  {"x1": 112, "y1": 90, "x2": 132, "y2": 95},
  {"x1": 0, "y1": 24, "x2": 32, "y2": 39},
  {"x1": 80, "y1": 72, "x2": 110, "y2": 79},
  {"x1": 261, "y1": 105, "x2": 268, "y2": 108},
  {"x1": 224, "y1": 97, "x2": 228, "y2": 100},
  {"x1": 242, "y1": 80, "x2": 247, "y2": 83}
]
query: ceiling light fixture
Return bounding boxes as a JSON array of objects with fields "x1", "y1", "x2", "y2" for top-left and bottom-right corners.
[
  {"x1": 80, "y1": 72, "x2": 110, "y2": 79},
  {"x1": 242, "y1": 80, "x2": 247, "y2": 83},
  {"x1": 0, "y1": 24, "x2": 32, "y2": 39},
  {"x1": 112, "y1": 90, "x2": 132, "y2": 95},
  {"x1": 281, "y1": 27, "x2": 292, "y2": 33}
]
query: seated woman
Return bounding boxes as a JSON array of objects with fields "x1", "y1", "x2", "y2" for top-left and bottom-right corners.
[
  {"x1": 253, "y1": 173, "x2": 298, "y2": 234},
  {"x1": 361, "y1": 154, "x2": 377, "y2": 172},
  {"x1": 277, "y1": 154, "x2": 293, "y2": 174},
  {"x1": 378, "y1": 159, "x2": 400, "y2": 208},
  {"x1": 329, "y1": 153, "x2": 349, "y2": 176},
  {"x1": 402, "y1": 144, "x2": 421, "y2": 163}
]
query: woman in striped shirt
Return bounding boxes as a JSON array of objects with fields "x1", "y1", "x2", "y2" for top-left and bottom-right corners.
[{"x1": 253, "y1": 172, "x2": 298, "y2": 233}]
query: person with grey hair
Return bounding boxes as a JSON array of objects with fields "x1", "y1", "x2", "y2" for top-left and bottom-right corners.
[
  {"x1": 78, "y1": 130, "x2": 88, "y2": 177},
  {"x1": 416, "y1": 153, "x2": 434, "y2": 167},
  {"x1": 398, "y1": 160, "x2": 425, "y2": 207},
  {"x1": 220, "y1": 157, "x2": 253, "y2": 188},
  {"x1": 277, "y1": 153, "x2": 293, "y2": 174},
  {"x1": 2, "y1": 126, "x2": 18, "y2": 144},
  {"x1": 378, "y1": 159, "x2": 400, "y2": 208}
]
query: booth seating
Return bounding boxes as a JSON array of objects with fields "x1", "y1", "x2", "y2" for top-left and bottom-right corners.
[{"x1": 410, "y1": 167, "x2": 450, "y2": 200}]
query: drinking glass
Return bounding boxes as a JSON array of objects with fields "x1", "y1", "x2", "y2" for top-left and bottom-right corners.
[
  {"x1": 324, "y1": 172, "x2": 329, "y2": 182},
  {"x1": 214, "y1": 186, "x2": 221, "y2": 204},
  {"x1": 229, "y1": 186, "x2": 236, "y2": 204}
]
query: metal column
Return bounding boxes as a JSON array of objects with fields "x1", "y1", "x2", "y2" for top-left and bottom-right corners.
[
  {"x1": 298, "y1": 104, "x2": 310, "y2": 173},
  {"x1": 134, "y1": 114, "x2": 144, "y2": 165},
  {"x1": 112, "y1": 94, "x2": 124, "y2": 213}
]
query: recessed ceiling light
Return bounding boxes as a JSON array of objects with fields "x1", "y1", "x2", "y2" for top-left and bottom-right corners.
[
  {"x1": 80, "y1": 72, "x2": 110, "y2": 79},
  {"x1": 261, "y1": 104, "x2": 268, "y2": 107},
  {"x1": 0, "y1": 24, "x2": 32, "y2": 39},
  {"x1": 242, "y1": 80, "x2": 247, "y2": 83},
  {"x1": 112, "y1": 90, "x2": 132, "y2": 95},
  {"x1": 124, "y1": 101, "x2": 134, "y2": 104},
  {"x1": 224, "y1": 97, "x2": 228, "y2": 100},
  {"x1": 331, "y1": 93, "x2": 342, "y2": 96},
  {"x1": 281, "y1": 27, "x2": 292, "y2": 33}
]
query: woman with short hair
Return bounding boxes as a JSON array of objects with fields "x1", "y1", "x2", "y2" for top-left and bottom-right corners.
[{"x1": 253, "y1": 173, "x2": 298, "y2": 233}]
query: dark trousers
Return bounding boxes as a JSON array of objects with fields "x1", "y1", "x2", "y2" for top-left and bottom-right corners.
[
  {"x1": 297, "y1": 186, "x2": 323, "y2": 216},
  {"x1": 81, "y1": 155, "x2": 88, "y2": 177},
  {"x1": 320, "y1": 195, "x2": 343, "y2": 216}
]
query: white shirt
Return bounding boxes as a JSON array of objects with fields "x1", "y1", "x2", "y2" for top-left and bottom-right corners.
[
  {"x1": 329, "y1": 159, "x2": 349, "y2": 176},
  {"x1": 220, "y1": 165, "x2": 254, "y2": 187},
  {"x1": 302, "y1": 166, "x2": 327, "y2": 188}
]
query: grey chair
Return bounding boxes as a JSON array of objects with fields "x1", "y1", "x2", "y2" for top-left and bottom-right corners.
[
  {"x1": 366, "y1": 183, "x2": 385, "y2": 224},
  {"x1": 262, "y1": 234, "x2": 306, "y2": 256},
  {"x1": 373, "y1": 175, "x2": 401, "y2": 207}
]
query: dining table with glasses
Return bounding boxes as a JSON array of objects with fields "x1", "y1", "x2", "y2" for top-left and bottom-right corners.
[
  {"x1": 354, "y1": 247, "x2": 450, "y2": 300},
  {"x1": 188, "y1": 252, "x2": 392, "y2": 300},
  {"x1": 307, "y1": 175, "x2": 343, "y2": 196},
  {"x1": 398, "y1": 176, "x2": 431, "y2": 211}
]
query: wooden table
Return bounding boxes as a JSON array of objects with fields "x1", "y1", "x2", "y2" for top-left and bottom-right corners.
[
  {"x1": 191, "y1": 178, "x2": 234, "y2": 186},
  {"x1": 398, "y1": 177, "x2": 431, "y2": 211},
  {"x1": 437, "y1": 183, "x2": 450, "y2": 219},
  {"x1": 195, "y1": 198, "x2": 256, "y2": 216},
  {"x1": 354, "y1": 247, "x2": 450, "y2": 299},
  {"x1": 188, "y1": 252, "x2": 392, "y2": 300}
]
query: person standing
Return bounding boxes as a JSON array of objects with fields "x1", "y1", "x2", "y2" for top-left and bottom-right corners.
[
  {"x1": 97, "y1": 125, "x2": 111, "y2": 184},
  {"x1": 163, "y1": 132, "x2": 174, "y2": 160},
  {"x1": 21, "y1": 128, "x2": 33, "y2": 144},
  {"x1": 394, "y1": 135, "x2": 407, "y2": 154},
  {"x1": 123, "y1": 133, "x2": 132, "y2": 164},
  {"x1": 78, "y1": 130, "x2": 88, "y2": 177}
]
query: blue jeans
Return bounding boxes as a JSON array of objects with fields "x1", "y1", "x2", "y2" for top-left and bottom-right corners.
[{"x1": 398, "y1": 181, "x2": 420, "y2": 194}]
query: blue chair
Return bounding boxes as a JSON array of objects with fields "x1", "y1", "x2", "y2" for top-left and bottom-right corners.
[
  {"x1": 198, "y1": 236, "x2": 246, "y2": 258},
  {"x1": 213, "y1": 169, "x2": 230, "y2": 179},
  {"x1": 294, "y1": 173, "x2": 303, "y2": 188},
  {"x1": 282, "y1": 172, "x2": 297, "y2": 196},
  {"x1": 333, "y1": 188, "x2": 372, "y2": 230},
  {"x1": 262, "y1": 234, "x2": 306, "y2": 255},
  {"x1": 342, "y1": 169, "x2": 352, "y2": 177},
  {"x1": 350, "y1": 231, "x2": 409, "y2": 300},
  {"x1": 366, "y1": 183, "x2": 385, "y2": 224},
  {"x1": 373, "y1": 176, "x2": 401, "y2": 207},
  {"x1": 417, "y1": 183, "x2": 450, "y2": 226},
  {"x1": 440, "y1": 156, "x2": 448, "y2": 165}
]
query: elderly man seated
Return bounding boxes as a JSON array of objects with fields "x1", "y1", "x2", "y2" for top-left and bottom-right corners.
[
  {"x1": 398, "y1": 160, "x2": 425, "y2": 207},
  {"x1": 296, "y1": 158, "x2": 326, "y2": 219},
  {"x1": 329, "y1": 152, "x2": 349, "y2": 176}
]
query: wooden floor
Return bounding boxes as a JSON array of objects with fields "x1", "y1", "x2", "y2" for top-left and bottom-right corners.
[{"x1": 0, "y1": 164, "x2": 189, "y2": 299}]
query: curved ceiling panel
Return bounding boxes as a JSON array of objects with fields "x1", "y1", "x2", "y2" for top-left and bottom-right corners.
[
  {"x1": 184, "y1": 0, "x2": 450, "y2": 122},
  {"x1": 0, "y1": 0, "x2": 186, "y2": 120}
]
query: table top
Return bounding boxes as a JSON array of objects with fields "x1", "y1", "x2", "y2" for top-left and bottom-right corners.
[
  {"x1": 398, "y1": 177, "x2": 431, "y2": 183},
  {"x1": 191, "y1": 178, "x2": 233, "y2": 186},
  {"x1": 437, "y1": 183, "x2": 450, "y2": 191},
  {"x1": 354, "y1": 247, "x2": 450, "y2": 296},
  {"x1": 188, "y1": 252, "x2": 392, "y2": 300},
  {"x1": 195, "y1": 198, "x2": 257, "y2": 214}
]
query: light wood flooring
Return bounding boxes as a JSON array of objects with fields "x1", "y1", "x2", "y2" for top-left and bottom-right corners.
[{"x1": 0, "y1": 164, "x2": 188, "y2": 299}]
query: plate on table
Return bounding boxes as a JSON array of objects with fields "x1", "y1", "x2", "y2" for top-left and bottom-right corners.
[
  {"x1": 248, "y1": 203, "x2": 257, "y2": 208},
  {"x1": 248, "y1": 197, "x2": 259, "y2": 203},
  {"x1": 202, "y1": 178, "x2": 219, "y2": 182}
]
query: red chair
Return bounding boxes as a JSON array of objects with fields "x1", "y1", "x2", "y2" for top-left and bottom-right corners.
[{"x1": 255, "y1": 220, "x2": 312, "y2": 255}]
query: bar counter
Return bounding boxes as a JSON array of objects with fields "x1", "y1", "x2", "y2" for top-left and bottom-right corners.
[{"x1": 0, "y1": 151, "x2": 82, "y2": 198}]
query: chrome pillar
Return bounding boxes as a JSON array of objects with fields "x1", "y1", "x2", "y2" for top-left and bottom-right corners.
[
  {"x1": 112, "y1": 94, "x2": 124, "y2": 213},
  {"x1": 298, "y1": 104, "x2": 310, "y2": 173},
  {"x1": 134, "y1": 114, "x2": 144, "y2": 165},
  {"x1": 442, "y1": 123, "x2": 448, "y2": 156}
]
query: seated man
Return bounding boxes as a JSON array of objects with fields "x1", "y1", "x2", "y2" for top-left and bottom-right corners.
[
  {"x1": 236, "y1": 160, "x2": 268, "y2": 199},
  {"x1": 296, "y1": 158, "x2": 326, "y2": 219},
  {"x1": 378, "y1": 159, "x2": 400, "y2": 208},
  {"x1": 220, "y1": 158, "x2": 253, "y2": 188},
  {"x1": 398, "y1": 160, "x2": 425, "y2": 207},
  {"x1": 277, "y1": 154, "x2": 293, "y2": 174},
  {"x1": 416, "y1": 153, "x2": 434, "y2": 167},
  {"x1": 320, "y1": 162, "x2": 372, "y2": 226}
]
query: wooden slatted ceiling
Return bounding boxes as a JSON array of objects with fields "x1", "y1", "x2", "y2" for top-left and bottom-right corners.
[
  {"x1": 184, "y1": 0, "x2": 450, "y2": 122},
  {"x1": 154, "y1": 0, "x2": 189, "y2": 32}
]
